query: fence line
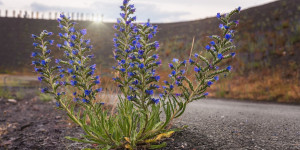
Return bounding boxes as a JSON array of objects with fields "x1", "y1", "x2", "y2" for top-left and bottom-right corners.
[{"x1": 0, "y1": 9, "x2": 104, "y2": 22}]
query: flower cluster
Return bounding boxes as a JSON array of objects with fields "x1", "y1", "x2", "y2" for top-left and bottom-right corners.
[
  {"x1": 32, "y1": 14, "x2": 102, "y2": 107},
  {"x1": 31, "y1": 0, "x2": 241, "y2": 149},
  {"x1": 112, "y1": 1, "x2": 161, "y2": 108}
]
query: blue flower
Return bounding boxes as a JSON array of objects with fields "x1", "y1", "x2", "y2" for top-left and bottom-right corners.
[
  {"x1": 216, "y1": 13, "x2": 221, "y2": 18},
  {"x1": 38, "y1": 76, "x2": 44, "y2": 82},
  {"x1": 96, "y1": 88, "x2": 103, "y2": 92},
  {"x1": 210, "y1": 41, "x2": 216, "y2": 45},
  {"x1": 123, "y1": 0, "x2": 129, "y2": 5},
  {"x1": 120, "y1": 68, "x2": 126, "y2": 72},
  {"x1": 138, "y1": 50, "x2": 144, "y2": 55},
  {"x1": 205, "y1": 45, "x2": 210, "y2": 50},
  {"x1": 67, "y1": 68, "x2": 74, "y2": 74},
  {"x1": 234, "y1": 20, "x2": 239, "y2": 25},
  {"x1": 94, "y1": 80, "x2": 100, "y2": 84},
  {"x1": 169, "y1": 63, "x2": 174, "y2": 69},
  {"x1": 71, "y1": 35, "x2": 77, "y2": 41},
  {"x1": 90, "y1": 64, "x2": 96, "y2": 70},
  {"x1": 148, "y1": 34, "x2": 153, "y2": 39},
  {"x1": 80, "y1": 29, "x2": 87, "y2": 35},
  {"x1": 56, "y1": 102, "x2": 61, "y2": 107},
  {"x1": 219, "y1": 24, "x2": 224, "y2": 29},
  {"x1": 57, "y1": 44, "x2": 62, "y2": 48},
  {"x1": 231, "y1": 52, "x2": 236, "y2": 57},
  {"x1": 31, "y1": 34, "x2": 38, "y2": 39},
  {"x1": 69, "y1": 42, "x2": 75, "y2": 47},
  {"x1": 60, "y1": 81, "x2": 67, "y2": 86},
  {"x1": 41, "y1": 88, "x2": 48, "y2": 93},
  {"x1": 132, "y1": 80, "x2": 139, "y2": 85},
  {"x1": 69, "y1": 60, "x2": 74, "y2": 65},
  {"x1": 32, "y1": 61, "x2": 39, "y2": 65},
  {"x1": 59, "y1": 74, "x2": 64, "y2": 78},
  {"x1": 207, "y1": 81, "x2": 213, "y2": 87},
  {"x1": 70, "y1": 80, "x2": 77, "y2": 86},
  {"x1": 225, "y1": 34, "x2": 232, "y2": 40},
  {"x1": 33, "y1": 43, "x2": 39, "y2": 47},
  {"x1": 46, "y1": 49, "x2": 51, "y2": 54},
  {"x1": 120, "y1": 13, "x2": 125, "y2": 19},
  {"x1": 85, "y1": 39, "x2": 91, "y2": 44},
  {"x1": 139, "y1": 63, "x2": 144, "y2": 69},
  {"x1": 82, "y1": 99, "x2": 89, "y2": 103},
  {"x1": 31, "y1": 52, "x2": 38, "y2": 57},
  {"x1": 189, "y1": 59, "x2": 195, "y2": 64},
  {"x1": 41, "y1": 60, "x2": 47, "y2": 66},
  {"x1": 152, "y1": 98, "x2": 160, "y2": 104},
  {"x1": 88, "y1": 70, "x2": 95, "y2": 76},
  {"x1": 87, "y1": 54, "x2": 94, "y2": 58},
  {"x1": 48, "y1": 40, "x2": 54, "y2": 45},
  {"x1": 58, "y1": 24, "x2": 63, "y2": 28},
  {"x1": 172, "y1": 58, "x2": 179, "y2": 63},
  {"x1": 175, "y1": 93, "x2": 181, "y2": 97},
  {"x1": 226, "y1": 66, "x2": 232, "y2": 71},
  {"x1": 170, "y1": 85, "x2": 174, "y2": 90},
  {"x1": 217, "y1": 53, "x2": 223, "y2": 59},
  {"x1": 73, "y1": 98, "x2": 79, "y2": 102},
  {"x1": 171, "y1": 70, "x2": 176, "y2": 76},
  {"x1": 128, "y1": 72, "x2": 134, "y2": 77},
  {"x1": 237, "y1": 6, "x2": 241, "y2": 12},
  {"x1": 145, "y1": 90, "x2": 154, "y2": 95},
  {"x1": 194, "y1": 67, "x2": 201, "y2": 72},
  {"x1": 58, "y1": 33, "x2": 63, "y2": 37},
  {"x1": 154, "y1": 76, "x2": 160, "y2": 81},
  {"x1": 87, "y1": 45, "x2": 93, "y2": 49},
  {"x1": 214, "y1": 76, "x2": 219, "y2": 81},
  {"x1": 72, "y1": 50, "x2": 78, "y2": 55},
  {"x1": 152, "y1": 54, "x2": 158, "y2": 59},
  {"x1": 154, "y1": 41, "x2": 159, "y2": 49},
  {"x1": 69, "y1": 27, "x2": 75, "y2": 32},
  {"x1": 194, "y1": 53, "x2": 199, "y2": 58},
  {"x1": 175, "y1": 81, "x2": 181, "y2": 86},
  {"x1": 204, "y1": 92, "x2": 209, "y2": 96},
  {"x1": 60, "y1": 14, "x2": 65, "y2": 18},
  {"x1": 47, "y1": 32, "x2": 53, "y2": 36},
  {"x1": 84, "y1": 90, "x2": 91, "y2": 96},
  {"x1": 180, "y1": 70, "x2": 185, "y2": 74},
  {"x1": 34, "y1": 68, "x2": 42, "y2": 72},
  {"x1": 156, "y1": 60, "x2": 161, "y2": 65}
]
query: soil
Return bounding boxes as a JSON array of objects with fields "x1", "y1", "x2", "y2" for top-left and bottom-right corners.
[{"x1": 0, "y1": 93, "x2": 209, "y2": 150}]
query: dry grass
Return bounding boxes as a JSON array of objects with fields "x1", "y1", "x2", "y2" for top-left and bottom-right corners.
[{"x1": 209, "y1": 69, "x2": 300, "y2": 102}]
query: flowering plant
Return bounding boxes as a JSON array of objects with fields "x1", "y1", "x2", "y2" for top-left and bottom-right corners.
[{"x1": 31, "y1": 0, "x2": 240, "y2": 149}]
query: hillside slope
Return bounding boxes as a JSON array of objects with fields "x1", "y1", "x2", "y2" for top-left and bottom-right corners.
[
  {"x1": 0, "y1": 0, "x2": 299, "y2": 101},
  {"x1": 0, "y1": 0, "x2": 299, "y2": 72}
]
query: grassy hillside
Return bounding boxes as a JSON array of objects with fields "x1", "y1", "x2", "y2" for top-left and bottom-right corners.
[{"x1": 0, "y1": 0, "x2": 299, "y2": 102}]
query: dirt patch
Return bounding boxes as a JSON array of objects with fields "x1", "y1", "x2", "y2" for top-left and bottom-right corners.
[{"x1": 0, "y1": 95, "x2": 216, "y2": 150}]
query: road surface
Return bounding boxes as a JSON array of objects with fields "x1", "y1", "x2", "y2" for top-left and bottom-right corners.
[{"x1": 173, "y1": 99, "x2": 300, "y2": 149}]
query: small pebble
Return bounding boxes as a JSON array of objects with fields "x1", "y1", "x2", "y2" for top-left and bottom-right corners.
[{"x1": 8, "y1": 99, "x2": 17, "y2": 103}]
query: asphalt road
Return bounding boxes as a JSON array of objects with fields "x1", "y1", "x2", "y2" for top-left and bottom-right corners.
[{"x1": 174, "y1": 99, "x2": 300, "y2": 149}]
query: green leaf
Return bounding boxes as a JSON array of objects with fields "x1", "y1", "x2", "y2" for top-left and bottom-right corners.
[{"x1": 149, "y1": 142, "x2": 167, "y2": 149}]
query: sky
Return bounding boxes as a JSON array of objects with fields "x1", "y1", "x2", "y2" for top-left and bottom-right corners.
[{"x1": 0, "y1": 0, "x2": 277, "y2": 23}]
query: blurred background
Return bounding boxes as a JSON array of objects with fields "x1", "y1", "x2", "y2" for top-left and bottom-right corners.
[{"x1": 0, "y1": 0, "x2": 299, "y2": 103}]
